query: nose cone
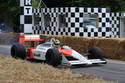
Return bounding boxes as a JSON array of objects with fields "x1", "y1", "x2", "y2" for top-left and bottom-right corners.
[{"x1": 60, "y1": 49, "x2": 72, "y2": 56}]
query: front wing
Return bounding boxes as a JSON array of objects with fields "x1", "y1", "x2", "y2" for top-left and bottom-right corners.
[{"x1": 61, "y1": 55, "x2": 107, "y2": 66}]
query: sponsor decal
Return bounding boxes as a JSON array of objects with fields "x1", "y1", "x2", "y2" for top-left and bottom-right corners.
[{"x1": 34, "y1": 54, "x2": 40, "y2": 57}]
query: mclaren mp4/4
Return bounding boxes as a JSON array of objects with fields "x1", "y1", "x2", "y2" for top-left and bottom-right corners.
[{"x1": 11, "y1": 34, "x2": 107, "y2": 66}]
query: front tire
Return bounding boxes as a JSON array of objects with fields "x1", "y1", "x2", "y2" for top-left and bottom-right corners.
[
  {"x1": 45, "y1": 48, "x2": 62, "y2": 66},
  {"x1": 88, "y1": 46, "x2": 103, "y2": 59},
  {"x1": 11, "y1": 44, "x2": 26, "y2": 59}
]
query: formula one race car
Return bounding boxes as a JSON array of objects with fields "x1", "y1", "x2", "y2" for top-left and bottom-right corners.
[{"x1": 11, "y1": 34, "x2": 107, "y2": 66}]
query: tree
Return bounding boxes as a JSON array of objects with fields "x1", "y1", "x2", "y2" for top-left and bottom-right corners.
[
  {"x1": 42, "y1": 0, "x2": 125, "y2": 12},
  {"x1": 0, "y1": 0, "x2": 20, "y2": 32},
  {"x1": 72, "y1": 0, "x2": 125, "y2": 12},
  {"x1": 42, "y1": 0, "x2": 72, "y2": 7}
]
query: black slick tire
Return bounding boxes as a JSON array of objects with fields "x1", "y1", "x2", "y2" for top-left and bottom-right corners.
[
  {"x1": 88, "y1": 46, "x2": 103, "y2": 59},
  {"x1": 11, "y1": 44, "x2": 26, "y2": 59},
  {"x1": 45, "y1": 48, "x2": 62, "y2": 66}
]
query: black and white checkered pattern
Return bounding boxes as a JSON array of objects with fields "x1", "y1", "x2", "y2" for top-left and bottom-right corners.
[
  {"x1": 32, "y1": 7, "x2": 111, "y2": 38},
  {"x1": 20, "y1": 0, "x2": 125, "y2": 38},
  {"x1": 110, "y1": 13, "x2": 121, "y2": 38},
  {"x1": 20, "y1": 0, "x2": 33, "y2": 33}
]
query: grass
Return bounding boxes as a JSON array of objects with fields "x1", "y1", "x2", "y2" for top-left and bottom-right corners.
[{"x1": 0, "y1": 54, "x2": 113, "y2": 83}]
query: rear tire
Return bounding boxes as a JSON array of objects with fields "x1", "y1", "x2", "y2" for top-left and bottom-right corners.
[
  {"x1": 88, "y1": 46, "x2": 103, "y2": 59},
  {"x1": 45, "y1": 48, "x2": 62, "y2": 66},
  {"x1": 11, "y1": 44, "x2": 26, "y2": 59}
]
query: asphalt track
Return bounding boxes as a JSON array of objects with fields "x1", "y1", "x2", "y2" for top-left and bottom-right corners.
[{"x1": 0, "y1": 45, "x2": 125, "y2": 83}]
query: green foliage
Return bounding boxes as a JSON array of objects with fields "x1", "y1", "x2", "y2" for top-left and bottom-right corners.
[
  {"x1": 42, "y1": 0, "x2": 125, "y2": 12},
  {"x1": 33, "y1": 0, "x2": 40, "y2": 8},
  {"x1": 33, "y1": 0, "x2": 45, "y2": 8},
  {"x1": 70, "y1": 0, "x2": 125, "y2": 12},
  {"x1": 0, "y1": 0, "x2": 20, "y2": 31},
  {"x1": 42, "y1": 0, "x2": 72, "y2": 7}
]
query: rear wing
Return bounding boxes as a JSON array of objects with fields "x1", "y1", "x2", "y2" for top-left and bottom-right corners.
[{"x1": 19, "y1": 34, "x2": 45, "y2": 45}]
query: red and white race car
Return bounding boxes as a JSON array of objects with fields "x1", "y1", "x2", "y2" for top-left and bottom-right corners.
[{"x1": 11, "y1": 34, "x2": 107, "y2": 66}]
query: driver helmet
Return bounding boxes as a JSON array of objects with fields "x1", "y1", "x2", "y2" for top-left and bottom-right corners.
[{"x1": 52, "y1": 39, "x2": 61, "y2": 48}]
